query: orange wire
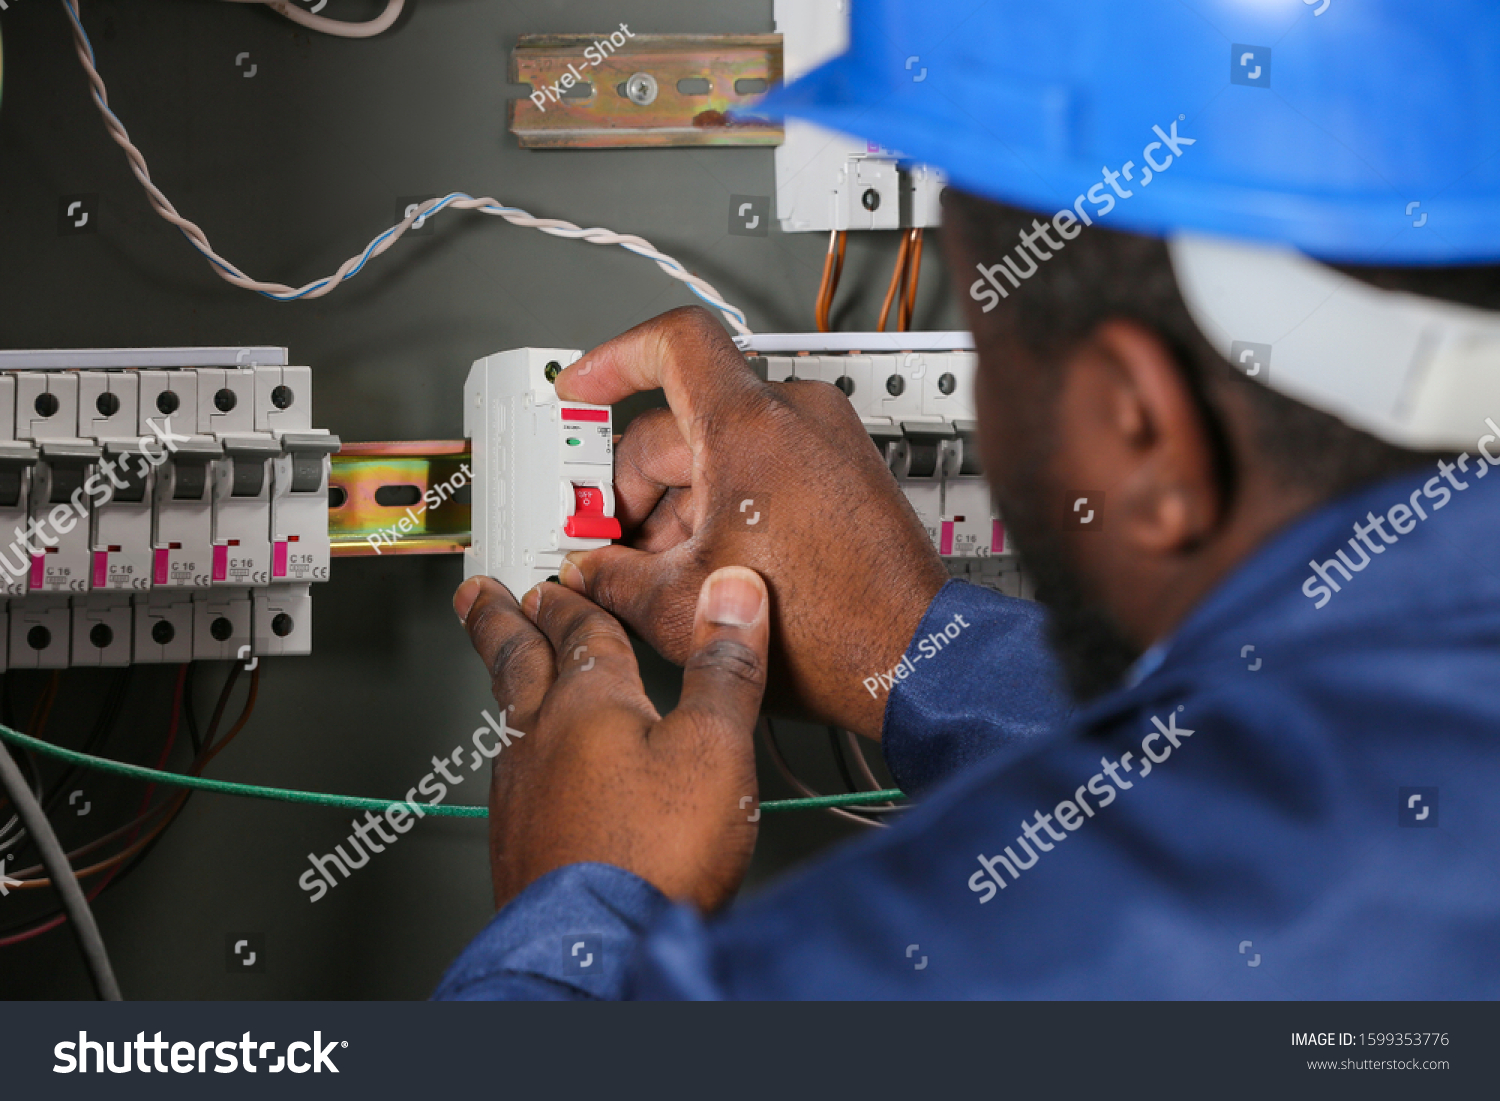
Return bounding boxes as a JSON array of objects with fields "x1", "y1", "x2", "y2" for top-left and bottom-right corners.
[
  {"x1": 896, "y1": 230, "x2": 914, "y2": 331},
  {"x1": 814, "y1": 230, "x2": 837, "y2": 332},
  {"x1": 877, "y1": 230, "x2": 912, "y2": 332},
  {"x1": 817, "y1": 230, "x2": 848, "y2": 332},
  {"x1": 900, "y1": 229, "x2": 924, "y2": 331},
  {"x1": 831, "y1": 231, "x2": 847, "y2": 293}
]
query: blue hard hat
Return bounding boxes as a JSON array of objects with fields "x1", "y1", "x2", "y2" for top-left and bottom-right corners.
[{"x1": 760, "y1": 0, "x2": 1500, "y2": 264}]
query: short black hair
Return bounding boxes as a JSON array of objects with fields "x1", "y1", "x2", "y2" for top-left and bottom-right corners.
[{"x1": 942, "y1": 189, "x2": 1485, "y2": 501}]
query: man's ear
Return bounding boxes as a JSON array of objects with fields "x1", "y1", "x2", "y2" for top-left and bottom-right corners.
[{"x1": 1052, "y1": 318, "x2": 1224, "y2": 555}]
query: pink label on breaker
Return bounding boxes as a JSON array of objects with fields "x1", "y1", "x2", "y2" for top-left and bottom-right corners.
[
  {"x1": 212, "y1": 544, "x2": 228, "y2": 581},
  {"x1": 273, "y1": 540, "x2": 288, "y2": 578},
  {"x1": 154, "y1": 548, "x2": 169, "y2": 585},
  {"x1": 939, "y1": 520, "x2": 955, "y2": 556},
  {"x1": 991, "y1": 520, "x2": 1006, "y2": 554},
  {"x1": 92, "y1": 551, "x2": 108, "y2": 589},
  {"x1": 29, "y1": 555, "x2": 44, "y2": 590}
]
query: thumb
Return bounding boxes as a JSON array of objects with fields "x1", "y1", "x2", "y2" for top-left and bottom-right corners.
[
  {"x1": 563, "y1": 544, "x2": 696, "y2": 661},
  {"x1": 670, "y1": 566, "x2": 770, "y2": 739}
]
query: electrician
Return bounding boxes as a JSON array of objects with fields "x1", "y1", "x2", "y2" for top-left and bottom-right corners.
[{"x1": 436, "y1": 0, "x2": 1500, "y2": 998}]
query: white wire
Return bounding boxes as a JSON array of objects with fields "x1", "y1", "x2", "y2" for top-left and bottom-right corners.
[
  {"x1": 61, "y1": 1, "x2": 753, "y2": 335},
  {"x1": 0, "y1": 750, "x2": 42, "y2": 853},
  {"x1": 217, "y1": 0, "x2": 406, "y2": 40},
  {"x1": 0, "y1": 817, "x2": 25, "y2": 853}
]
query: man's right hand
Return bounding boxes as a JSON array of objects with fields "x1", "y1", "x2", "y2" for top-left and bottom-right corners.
[{"x1": 554, "y1": 306, "x2": 948, "y2": 741}]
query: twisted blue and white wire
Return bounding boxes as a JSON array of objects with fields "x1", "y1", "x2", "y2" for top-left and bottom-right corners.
[{"x1": 60, "y1": 0, "x2": 753, "y2": 335}]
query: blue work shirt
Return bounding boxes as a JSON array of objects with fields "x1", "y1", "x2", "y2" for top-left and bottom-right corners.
[{"x1": 434, "y1": 463, "x2": 1500, "y2": 999}]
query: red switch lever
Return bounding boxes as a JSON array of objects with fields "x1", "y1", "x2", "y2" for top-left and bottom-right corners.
[{"x1": 563, "y1": 483, "x2": 620, "y2": 540}]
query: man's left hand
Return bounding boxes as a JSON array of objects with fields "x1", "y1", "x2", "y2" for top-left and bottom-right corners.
[{"x1": 454, "y1": 566, "x2": 770, "y2": 913}]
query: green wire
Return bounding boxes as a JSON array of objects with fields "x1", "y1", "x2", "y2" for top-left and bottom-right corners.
[
  {"x1": 0, "y1": 723, "x2": 483, "y2": 818},
  {"x1": 759, "y1": 788, "x2": 906, "y2": 811},
  {"x1": 0, "y1": 723, "x2": 905, "y2": 817}
]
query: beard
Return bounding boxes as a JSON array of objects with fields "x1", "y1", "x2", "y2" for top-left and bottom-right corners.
[{"x1": 993, "y1": 483, "x2": 1142, "y2": 703}]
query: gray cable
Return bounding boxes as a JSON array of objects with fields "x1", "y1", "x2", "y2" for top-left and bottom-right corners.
[{"x1": 0, "y1": 737, "x2": 122, "y2": 1000}]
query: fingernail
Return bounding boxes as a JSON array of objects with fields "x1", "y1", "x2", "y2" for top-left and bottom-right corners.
[
  {"x1": 559, "y1": 557, "x2": 586, "y2": 592},
  {"x1": 701, "y1": 567, "x2": 765, "y2": 628},
  {"x1": 454, "y1": 577, "x2": 483, "y2": 625},
  {"x1": 521, "y1": 586, "x2": 542, "y2": 621}
]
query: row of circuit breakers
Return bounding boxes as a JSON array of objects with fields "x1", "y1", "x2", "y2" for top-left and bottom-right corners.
[
  {"x1": 0, "y1": 342, "x2": 1023, "y2": 671},
  {"x1": 750, "y1": 349, "x2": 1035, "y2": 601},
  {"x1": 0, "y1": 349, "x2": 333, "y2": 670},
  {"x1": 463, "y1": 345, "x2": 1031, "y2": 607}
]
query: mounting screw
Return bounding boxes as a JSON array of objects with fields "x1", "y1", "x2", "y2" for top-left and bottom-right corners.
[
  {"x1": 835, "y1": 376, "x2": 856, "y2": 397},
  {"x1": 544, "y1": 361, "x2": 563, "y2": 383},
  {"x1": 938, "y1": 372, "x2": 956, "y2": 395},
  {"x1": 96, "y1": 391, "x2": 121, "y2": 417},
  {"x1": 885, "y1": 374, "x2": 905, "y2": 396},
  {"x1": 624, "y1": 72, "x2": 659, "y2": 106},
  {"x1": 271, "y1": 613, "x2": 295, "y2": 638},
  {"x1": 214, "y1": 388, "x2": 238, "y2": 413},
  {"x1": 34, "y1": 392, "x2": 59, "y2": 418},
  {"x1": 151, "y1": 620, "x2": 176, "y2": 645},
  {"x1": 862, "y1": 188, "x2": 881, "y2": 212},
  {"x1": 156, "y1": 390, "x2": 181, "y2": 415},
  {"x1": 89, "y1": 623, "x2": 113, "y2": 649},
  {"x1": 210, "y1": 616, "x2": 234, "y2": 642},
  {"x1": 270, "y1": 384, "x2": 294, "y2": 409}
]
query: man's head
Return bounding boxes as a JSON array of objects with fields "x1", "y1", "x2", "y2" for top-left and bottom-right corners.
[{"x1": 942, "y1": 189, "x2": 1484, "y2": 700}]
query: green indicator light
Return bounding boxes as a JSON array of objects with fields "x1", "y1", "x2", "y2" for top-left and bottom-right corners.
[{"x1": 566, "y1": 437, "x2": 581, "y2": 446}]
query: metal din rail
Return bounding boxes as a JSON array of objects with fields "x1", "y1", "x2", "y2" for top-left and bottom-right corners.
[
  {"x1": 328, "y1": 441, "x2": 471, "y2": 557},
  {"x1": 510, "y1": 33, "x2": 783, "y2": 148}
]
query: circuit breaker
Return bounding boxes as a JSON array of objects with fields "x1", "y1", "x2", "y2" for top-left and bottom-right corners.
[
  {"x1": 464, "y1": 347, "x2": 619, "y2": 598},
  {"x1": 140, "y1": 368, "x2": 218, "y2": 589},
  {"x1": 87, "y1": 364, "x2": 154, "y2": 594},
  {"x1": 16, "y1": 374, "x2": 96, "y2": 596},
  {"x1": 201, "y1": 368, "x2": 275, "y2": 587},
  {"x1": 0, "y1": 374, "x2": 38, "y2": 599},
  {"x1": 941, "y1": 420, "x2": 1004, "y2": 558},
  {"x1": 259, "y1": 367, "x2": 336, "y2": 586}
]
